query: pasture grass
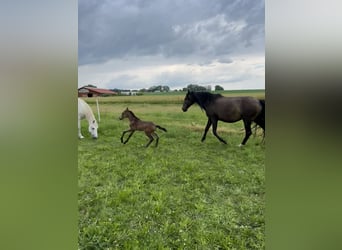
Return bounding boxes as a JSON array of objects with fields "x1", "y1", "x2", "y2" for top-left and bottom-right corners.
[{"x1": 78, "y1": 98, "x2": 265, "y2": 249}]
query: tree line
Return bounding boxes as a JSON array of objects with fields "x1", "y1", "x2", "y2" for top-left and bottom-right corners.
[{"x1": 84, "y1": 84, "x2": 224, "y2": 94}]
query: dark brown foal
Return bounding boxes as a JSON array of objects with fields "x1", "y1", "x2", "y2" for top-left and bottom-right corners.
[{"x1": 119, "y1": 108, "x2": 167, "y2": 147}]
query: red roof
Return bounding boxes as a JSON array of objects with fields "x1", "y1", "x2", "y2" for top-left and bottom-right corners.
[{"x1": 79, "y1": 86, "x2": 117, "y2": 95}]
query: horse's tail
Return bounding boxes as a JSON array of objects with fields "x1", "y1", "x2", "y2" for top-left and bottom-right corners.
[
  {"x1": 254, "y1": 99, "x2": 265, "y2": 131},
  {"x1": 156, "y1": 125, "x2": 167, "y2": 132}
]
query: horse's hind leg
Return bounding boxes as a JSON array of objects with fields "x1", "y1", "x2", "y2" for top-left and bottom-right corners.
[
  {"x1": 252, "y1": 123, "x2": 258, "y2": 138},
  {"x1": 145, "y1": 133, "x2": 154, "y2": 147},
  {"x1": 254, "y1": 112, "x2": 265, "y2": 131},
  {"x1": 240, "y1": 120, "x2": 252, "y2": 146},
  {"x1": 152, "y1": 132, "x2": 159, "y2": 147},
  {"x1": 253, "y1": 115, "x2": 265, "y2": 143},
  {"x1": 253, "y1": 123, "x2": 265, "y2": 144}
]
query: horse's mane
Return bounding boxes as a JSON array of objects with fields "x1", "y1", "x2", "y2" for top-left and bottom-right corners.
[
  {"x1": 192, "y1": 91, "x2": 222, "y2": 110},
  {"x1": 127, "y1": 110, "x2": 140, "y2": 120}
]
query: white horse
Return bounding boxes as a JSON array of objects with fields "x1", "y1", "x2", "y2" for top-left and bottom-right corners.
[{"x1": 78, "y1": 98, "x2": 98, "y2": 139}]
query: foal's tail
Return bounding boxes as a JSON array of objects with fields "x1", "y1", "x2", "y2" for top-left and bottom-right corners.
[
  {"x1": 156, "y1": 125, "x2": 167, "y2": 132},
  {"x1": 254, "y1": 99, "x2": 265, "y2": 131}
]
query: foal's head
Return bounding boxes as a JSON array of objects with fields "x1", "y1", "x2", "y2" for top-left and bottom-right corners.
[
  {"x1": 119, "y1": 108, "x2": 130, "y2": 120},
  {"x1": 182, "y1": 91, "x2": 196, "y2": 112}
]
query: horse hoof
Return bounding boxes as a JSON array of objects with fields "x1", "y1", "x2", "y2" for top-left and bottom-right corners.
[{"x1": 238, "y1": 144, "x2": 244, "y2": 147}]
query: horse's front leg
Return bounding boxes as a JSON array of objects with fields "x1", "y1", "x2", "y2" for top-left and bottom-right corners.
[
  {"x1": 201, "y1": 118, "x2": 212, "y2": 142},
  {"x1": 123, "y1": 130, "x2": 135, "y2": 144},
  {"x1": 120, "y1": 129, "x2": 131, "y2": 143},
  {"x1": 78, "y1": 118, "x2": 84, "y2": 139},
  {"x1": 212, "y1": 119, "x2": 227, "y2": 144},
  {"x1": 120, "y1": 130, "x2": 127, "y2": 143}
]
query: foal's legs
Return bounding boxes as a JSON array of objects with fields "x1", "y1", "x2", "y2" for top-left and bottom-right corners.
[
  {"x1": 153, "y1": 132, "x2": 159, "y2": 147},
  {"x1": 124, "y1": 131, "x2": 135, "y2": 144},
  {"x1": 145, "y1": 132, "x2": 154, "y2": 147},
  {"x1": 240, "y1": 119, "x2": 252, "y2": 146},
  {"x1": 121, "y1": 129, "x2": 135, "y2": 144},
  {"x1": 211, "y1": 118, "x2": 227, "y2": 144},
  {"x1": 201, "y1": 118, "x2": 212, "y2": 142},
  {"x1": 120, "y1": 130, "x2": 128, "y2": 143}
]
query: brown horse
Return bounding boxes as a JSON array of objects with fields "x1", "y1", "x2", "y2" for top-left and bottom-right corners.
[
  {"x1": 119, "y1": 108, "x2": 167, "y2": 147},
  {"x1": 182, "y1": 91, "x2": 265, "y2": 146}
]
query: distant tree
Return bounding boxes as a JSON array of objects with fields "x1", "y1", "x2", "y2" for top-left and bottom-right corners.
[
  {"x1": 147, "y1": 86, "x2": 156, "y2": 92},
  {"x1": 215, "y1": 85, "x2": 224, "y2": 91},
  {"x1": 186, "y1": 84, "x2": 207, "y2": 92},
  {"x1": 162, "y1": 85, "x2": 170, "y2": 92},
  {"x1": 148, "y1": 85, "x2": 170, "y2": 92},
  {"x1": 148, "y1": 85, "x2": 161, "y2": 92},
  {"x1": 111, "y1": 88, "x2": 120, "y2": 92}
]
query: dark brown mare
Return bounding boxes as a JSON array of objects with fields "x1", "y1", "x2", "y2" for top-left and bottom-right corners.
[
  {"x1": 119, "y1": 108, "x2": 167, "y2": 147},
  {"x1": 182, "y1": 91, "x2": 265, "y2": 146}
]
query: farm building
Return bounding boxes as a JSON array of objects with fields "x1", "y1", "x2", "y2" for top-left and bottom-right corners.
[{"x1": 78, "y1": 86, "x2": 117, "y2": 97}]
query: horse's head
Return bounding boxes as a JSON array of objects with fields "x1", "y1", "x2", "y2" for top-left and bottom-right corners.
[
  {"x1": 182, "y1": 91, "x2": 196, "y2": 112},
  {"x1": 119, "y1": 108, "x2": 130, "y2": 120},
  {"x1": 88, "y1": 119, "x2": 98, "y2": 139}
]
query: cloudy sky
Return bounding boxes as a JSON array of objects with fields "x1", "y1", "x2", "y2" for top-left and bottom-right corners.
[{"x1": 78, "y1": 0, "x2": 264, "y2": 90}]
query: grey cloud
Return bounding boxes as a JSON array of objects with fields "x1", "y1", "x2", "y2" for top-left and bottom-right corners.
[
  {"x1": 154, "y1": 70, "x2": 194, "y2": 88},
  {"x1": 106, "y1": 73, "x2": 140, "y2": 89},
  {"x1": 79, "y1": 0, "x2": 264, "y2": 66},
  {"x1": 217, "y1": 58, "x2": 233, "y2": 64}
]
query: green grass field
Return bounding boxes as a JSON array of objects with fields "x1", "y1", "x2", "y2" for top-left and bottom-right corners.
[{"x1": 78, "y1": 91, "x2": 265, "y2": 249}]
